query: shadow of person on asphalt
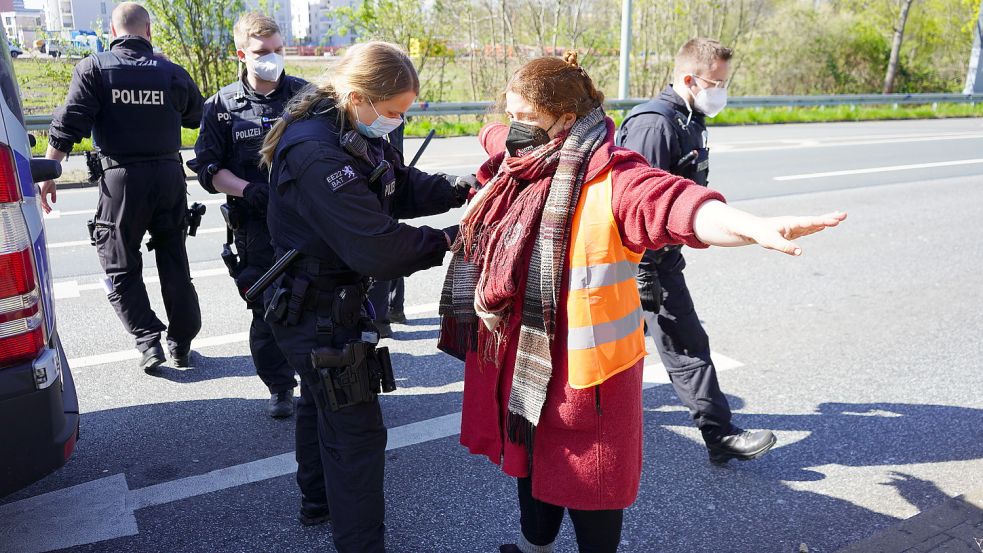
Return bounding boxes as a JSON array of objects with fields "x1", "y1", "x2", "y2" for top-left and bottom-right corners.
[
  {"x1": 629, "y1": 391, "x2": 983, "y2": 552},
  {"x1": 145, "y1": 353, "x2": 262, "y2": 384}
]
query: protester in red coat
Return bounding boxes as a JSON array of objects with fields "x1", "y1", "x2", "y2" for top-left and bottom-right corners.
[{"x1": 438, "y1": 52, "x2": 845, "y2": 553}]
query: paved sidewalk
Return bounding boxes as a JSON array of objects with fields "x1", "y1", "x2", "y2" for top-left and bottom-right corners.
[{"x1": 837, "y1": 489, "x2": 983, "y2": 553}]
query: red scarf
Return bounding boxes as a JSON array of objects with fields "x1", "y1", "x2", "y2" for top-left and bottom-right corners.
[{"x1": 460, "y1": 137, "x2": 564, "y2": 320}]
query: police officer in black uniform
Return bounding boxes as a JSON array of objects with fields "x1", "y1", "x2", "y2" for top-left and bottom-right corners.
[
  {"x1": 260, "y1": 42, "x2": 471, "y2": 552},
  {"x1": 41, "y1": 2, "x2": 204, "y2": 371},
  {"x1": 616, "y1": 38, "x2": 777, "y2": 465},
  {"x1": 189, "y1": 13, "x2": 304, "y2": 419}
]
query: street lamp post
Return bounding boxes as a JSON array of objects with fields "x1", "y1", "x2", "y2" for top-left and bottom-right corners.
[
  {"x1": 964, "y1": 0, "x2": 983, "y2": 93},
  {"x1": 618, "y1": 0, "x2": 632, "y2": 99}
]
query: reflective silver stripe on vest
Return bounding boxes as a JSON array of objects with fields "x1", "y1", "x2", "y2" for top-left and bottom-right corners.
[
  {"x1": 568, "y1": 260, "x2": 639, "y2": 291},
  {"x1": 568, "y1": 306, "x2": 643, "y2": 350}
]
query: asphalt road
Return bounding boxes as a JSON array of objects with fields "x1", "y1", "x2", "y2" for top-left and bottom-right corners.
[{"x1": 2, "y1": 118, "x2": 982, "y2": 553}]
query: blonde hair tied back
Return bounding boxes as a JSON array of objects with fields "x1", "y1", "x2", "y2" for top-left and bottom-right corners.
[{"x1": 259, "y1": 41, "x2": 420, "y2": 168}]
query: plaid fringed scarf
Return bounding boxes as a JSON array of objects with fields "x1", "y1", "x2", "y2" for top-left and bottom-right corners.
[{"x1": 438, "y1": 107, "x2": 609, "y2": 451}]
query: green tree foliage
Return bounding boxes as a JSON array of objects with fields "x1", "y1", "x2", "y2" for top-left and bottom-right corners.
[{"x1": 143, "y1": 0, "x2": 245, "y2": 97}]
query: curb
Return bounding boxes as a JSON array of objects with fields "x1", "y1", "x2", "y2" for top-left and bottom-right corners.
[{"x1": 835, "y1": 488, "x2": 983, "y2": 553}]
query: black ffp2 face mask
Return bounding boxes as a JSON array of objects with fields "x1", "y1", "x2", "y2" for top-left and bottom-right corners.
[{"x1": 506, "y1": 121, "x2": 552, "y2": 157}]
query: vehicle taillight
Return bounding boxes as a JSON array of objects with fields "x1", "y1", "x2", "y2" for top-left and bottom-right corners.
[{"x1": 0, "y1": 143, "x2": 45, "y2": 369}]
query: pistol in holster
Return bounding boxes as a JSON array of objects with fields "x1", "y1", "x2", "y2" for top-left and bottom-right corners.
[
  {"x1": 86, "y1": 218, "x2": 115, "y2": 246},
  {"x1": 219, "y1": 203, "x2": 242, "y2": 278},
  {"x1": 309, "y1": 342, "x2": 395, "y2": 412},
  {"x1": 84, "y1": 151, "x2": 104, "y2": 183},
  {"x1": 186, "y1": 202, "x2": 206, "y2": 237}
]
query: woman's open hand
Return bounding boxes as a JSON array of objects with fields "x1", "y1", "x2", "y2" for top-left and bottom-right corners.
[{"x1": 745, "y1": 211, "x2": 848, "y2": 256}]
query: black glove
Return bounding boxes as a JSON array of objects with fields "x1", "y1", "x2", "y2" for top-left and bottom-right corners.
[
  {"x1": 450, "y1": 174, "x2": 480, "y2": 205},
  {"x1": 242, "y1": 181, "x2": 270, "y2": 211},
  {"x1": 442, "y1": 225, "x2": 460, "y2": 247}
]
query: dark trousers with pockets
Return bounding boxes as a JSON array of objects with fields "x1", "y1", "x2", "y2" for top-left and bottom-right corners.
[
  {"x1": 639, "y1": 247, "x2": 732, "y2": 438},
  {"x1": 93, "y1": 160, "x2": 201, "y2": 353},
  {"x1": 247, "y1": 306, "x2": 296, "y2": 394},
  {"x1": 271, "y1": 307, "x2": 387, "y2": 553},
  {"x1": 517, "y1": 477, "x2": 624, "y2": 553}
]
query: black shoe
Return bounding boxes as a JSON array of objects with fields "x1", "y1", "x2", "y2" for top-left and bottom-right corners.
[
  {"x1": 141, "y1": 343, "x2": 166, "y2": 372},
  {"x1": 267, "y1": 391, "x2": 295, "y2": 419},
  {"x1": 168, "y1": 344, "x2": 192, "y2": 368},
  {"x1": 706, "y1": 427, "x2": 777, "y2": 466},
  {"x1": 376, "y1": 322, "x2": 393, "y2": 339},
  {"x1": 499, "y1": 546, "x2": 521, "y2": 553},
  {"x1": 298, "y1": 506, "x2": 331, "y2": 526},
  {"x1": 389, "y1": 310, "x2": 407, "y2": 324}
]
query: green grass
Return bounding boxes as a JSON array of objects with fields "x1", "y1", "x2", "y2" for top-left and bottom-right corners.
[{"x1": 29, "y1": 103, "x2": 983, "y2": 156}]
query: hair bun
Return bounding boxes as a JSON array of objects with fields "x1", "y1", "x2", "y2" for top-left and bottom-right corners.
[{"x1": 563, "y1": 50, "x2": 580, "y2": 68}]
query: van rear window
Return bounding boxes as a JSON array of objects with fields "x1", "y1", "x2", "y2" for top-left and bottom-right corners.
[{"x1": 0, "y1": 30, "x2": 26, "y2": 125}]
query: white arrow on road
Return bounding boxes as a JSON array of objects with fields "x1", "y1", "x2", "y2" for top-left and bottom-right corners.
[{"x1": 0, "y1": 355, "x2": 742, "y2": 552}]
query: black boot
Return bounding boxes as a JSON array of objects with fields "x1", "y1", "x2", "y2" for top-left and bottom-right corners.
[
  {"x1": 298, "y1": 504, "x2": 331, "y2": 526},
  {"x1": 167, "y1": 342, "x2": 192, "y2": 368},
  {"x1": 389, "y1": 310, "x2": 406, "y2": 324},
  {"x1": 267, "y1": 391, "x2": 295, "y2": 419},
  {"x1": 706, "y1": 426, "x2": 777, "y2": 466},
  {"x1": 499, "y1": 546, "x2": 522, "y2": 553},
  {"x1": 141, "y1": 342, "x2": 166, "y2": 372},
  {"x1": 376, "y1": 321, "x2": 393, "y2": 339}
]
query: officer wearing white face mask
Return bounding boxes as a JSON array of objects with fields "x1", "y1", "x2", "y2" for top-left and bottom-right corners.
[
  {"x1": 616, "y1": 38, "x2": 778, "y2": 466},
  {"x1": 189, "y1": 15, "x2": 309, "y2": 423},
  {"x1": 255, "y1": 42, "x2": 474, "y2": 552}
]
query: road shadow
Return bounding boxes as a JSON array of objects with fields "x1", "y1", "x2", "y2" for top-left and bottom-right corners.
[
  {"x1": 145, "y1": 353, "x2": 265, "y2": 384},
  {"x1": 631, "y1": 392, "x2": 983, "y2": 552}
]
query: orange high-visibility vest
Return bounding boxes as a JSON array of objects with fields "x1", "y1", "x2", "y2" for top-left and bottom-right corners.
[{"x1": 566, "y1": 168, "x2": 647, "y2": 389}]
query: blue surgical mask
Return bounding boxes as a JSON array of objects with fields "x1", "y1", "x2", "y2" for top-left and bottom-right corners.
[{"x1": 356, "y1": 98, "x2": 403, "y2": 138}]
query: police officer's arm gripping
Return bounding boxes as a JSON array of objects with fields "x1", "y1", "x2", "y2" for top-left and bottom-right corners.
[
  {"x1": 280, "y1": 141, "x2": 456, "y2": 281},
  {"x1": 40, "y1": 57, "x2": 103, "y2": 212},
  {"x1": 190, "y1": 95, "x2": 245, "y2": 195}
]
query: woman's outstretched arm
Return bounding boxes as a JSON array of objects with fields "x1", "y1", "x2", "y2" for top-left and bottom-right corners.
[{"x1": 693, "y1": 200, "x2": 847, "y2": 255}]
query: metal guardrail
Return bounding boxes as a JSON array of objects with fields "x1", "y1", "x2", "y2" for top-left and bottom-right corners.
[{"x1": 24, "y1": 93, "x2": 983, "y2": 131}]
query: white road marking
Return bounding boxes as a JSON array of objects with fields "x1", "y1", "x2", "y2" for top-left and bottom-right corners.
[
  {"x1": 0, "y1": 354, "x2": 742, "y2": 552},
  {"x1": 47, "y1": 239, "x2": 93, "y2": 249},
  {"x1": 774, "y1": 158, "x2": 983, "y2": 181},
  {"x1": 47, "y1": 227, "x2": 226, "y2": 249},
  {"x1": 51, "y1": 280, "x2": 80, "y2": 299},
  {"x1": 54, "y1": 268, "x2": 233, "y2": 300},
  {"x1": 43, "y1": 199, "x2": 226, "y2": 220},
  {"x1": 713, "y1": 132, "x2": 983, "y2": 154},
  {"x1": 66, "y1": 304, "x2": 443, "y2": 367},
  {"x1": 68, "y1": 332, "x2": 249, "y2": 369}
]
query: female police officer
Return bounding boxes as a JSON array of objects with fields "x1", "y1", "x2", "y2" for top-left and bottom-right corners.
[{"x1": 258, "y1": 42, "x2": 470, "y2": 552}]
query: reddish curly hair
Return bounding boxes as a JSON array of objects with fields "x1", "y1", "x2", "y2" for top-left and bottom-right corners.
[{"x1": 504, "y1": 51, "x2": 605, "y2": 118}]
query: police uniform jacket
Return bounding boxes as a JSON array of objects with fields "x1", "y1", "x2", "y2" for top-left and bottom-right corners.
[
  {"x1": 616, "y1": 85, "x2": 710, "y2": 185},
  {"x1": 190, "y1": 75, "x2": 307, "y2": 291},
  {"x1": 48, "y1": 35, "x2": 203, "y2": 156},
  {"x1": 268, "y1": 105, "x2": 465, "y2": 285}
]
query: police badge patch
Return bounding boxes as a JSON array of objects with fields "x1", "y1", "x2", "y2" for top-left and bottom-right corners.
[{"x1": 325, "y1": 165, "x2": 359, "y2": 191}]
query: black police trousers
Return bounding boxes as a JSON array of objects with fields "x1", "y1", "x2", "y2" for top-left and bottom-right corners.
[
  {"x1": 93, "y1": 159, "x2": 201, "y2": 353},
  {"x1": 367, "y1": 277, "x2": 404, "y2": 322},
  {"x1": 247, "y1": 306, "x2": 296, "y2": 394},
  {"x1": 638, "y1": 247, "x2": 732, "y2": 439},
  {"x1": 269, "y1": 306, "x2": 387, "y2": 553}
]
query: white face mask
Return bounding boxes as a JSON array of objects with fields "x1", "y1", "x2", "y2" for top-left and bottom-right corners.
[
  {"x1": 356, "y1": 98, "x2": 404, "y2": 138},
  {"x1": 246, "y1": 52, "x2": 284, "y2": 83},
  {"x1": 693, "y1": 85, "x2": 727, "y2": 118}
]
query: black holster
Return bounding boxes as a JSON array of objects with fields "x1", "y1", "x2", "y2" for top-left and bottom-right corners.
[
  {"x1": 309, "y1": 342, "x2": 395, "y2": 412},
  {"x1": 84, "y1": 152, "x2": 104, "y2": 183}
]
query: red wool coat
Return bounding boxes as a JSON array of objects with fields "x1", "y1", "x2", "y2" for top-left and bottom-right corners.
[{"x1": 458, "y1": 120, "x2": 725, "y2": 510}]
